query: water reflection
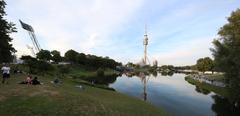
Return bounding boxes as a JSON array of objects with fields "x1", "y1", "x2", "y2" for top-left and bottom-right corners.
[
  {"x1": 111, "y1": 73, "x2": 218, "y2": 116},
  {"x1": 160, "y1": 71, "x2": 174, "y2": 76},
  {"x1": 138, "y1": 72, "x2": 148, "y2": 101},
  {"x1": 195, "y1": 86, "x2": 211, "y2": 95},
  {"x1": 152, "y1": 71, "x2": 158, "y2": 77},
  {"x1": 185, "y1": 75, "x2": 240, "y2": 116},
  {"x1": 85, "y1": 71, "x2": 240, "y2": 116},
  {"x1": 110, "y1": 73, "x2": 234, "y2": 116},
  {"x1": 125, "y1": 71, "x2": 158, "y2": 101},
  {"x1": 81, "y1": 74, "x2": 118, "y2": 85},
  {"x1": 227, "y1": 73, "x2": 240, "y2": 115},
  {"x1": 211, "y1": 95, "x2": 240, "y2": 116}
]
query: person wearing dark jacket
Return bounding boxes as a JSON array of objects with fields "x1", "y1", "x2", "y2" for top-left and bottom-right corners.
[{"x1": 32, "y1": 77, "x2": 40, "y2": 85}]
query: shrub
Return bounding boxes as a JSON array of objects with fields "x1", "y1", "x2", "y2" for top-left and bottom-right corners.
[
  {"x1": 57, "y1": 65, "x2": 70, "y2": 76},
  {"x1": 36, "y1": 60, "x2": 54, "y2": 74},
  {"x1": 97, "y1": 68, "x2": 104, "y2": 77}
]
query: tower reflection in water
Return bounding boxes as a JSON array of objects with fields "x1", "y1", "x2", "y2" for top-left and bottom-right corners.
[{"x1": 138, "y1": 72, "x2": 149, "y2": 101}]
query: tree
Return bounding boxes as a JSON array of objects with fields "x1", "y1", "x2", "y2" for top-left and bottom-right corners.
[
  {"x1": 36, "y1": 60, "x2": 54, "y2": 75},
  {"x1": 196, "y1": 58, "x2": 205, "y2": 73},
  {"x1": 77, "y1": 53, "x2": 86, "y2": 65},
  {"x1": 63, "y1": 49, "x2": 120, "y2": 69},
  {"x1": 51, "y1": 50, "x2": 62, "y2": 63},
  {"x1": 126, "y1": 62, "x2": 135, "y2": 67},
  {"x1": 20, "y1": 55, "x2": 53, "y2": 74},
  {"x1": 96, "y1": 68, "x2": 105, "y2": 76},
  {"x1": 20, "y1": 55, "x2": 38, "y2": 73},
  {"x1": 64, "y1": 49, "x2": 79, "y2": 63},
  {"x1": 0, "y1": 0, "x2": 17, "y2": 63},
  {"x1": 202, "y1": 57, "x2": 214, "y2": 73},
  {"x1": 204, "y1": 57, "x2": 215, "y2": 74},
  {"x1": 196, "y1": 57, "x2": 214, "y2": 73},
  {"x1": 57, "y1": 65, "x2": 70, "y2": 77},
  {"x1": 36, "y1": 50, "x2": 52, "y2": 61},
  {"x1": 211, "y1": 9, "x2": 240, "y2": 105},
  {"x1": 211, "y1": 9, "x2": 240, "y2": 76}
]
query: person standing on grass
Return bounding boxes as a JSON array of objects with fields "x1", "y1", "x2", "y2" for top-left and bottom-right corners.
[{"x1": 1, "y1": 63, "x2": 10, "y2": 84}]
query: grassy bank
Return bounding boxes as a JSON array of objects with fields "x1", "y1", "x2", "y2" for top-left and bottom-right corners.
[
  {"x1": 198, "y1": 73, "x2": 225, "y2": 81},
  {"x1": 185, "y1": 76, "x2": 229, "y2": 97},
  {"x1": 0, "y1": 73, "x2": 168, "y2": 116}
]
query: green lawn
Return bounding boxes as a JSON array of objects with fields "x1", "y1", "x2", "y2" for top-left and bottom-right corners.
[
  {"x1": 0, "y1": 73, "x2": 168, "y2": 116},
  {"x1": 202, "y1": 73, "x2": 225, "y2": 81}
]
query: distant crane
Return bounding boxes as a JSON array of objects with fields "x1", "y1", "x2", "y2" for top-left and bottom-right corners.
[{"x1": 19, "y1": 20, "x2": 41, "y2": 55}]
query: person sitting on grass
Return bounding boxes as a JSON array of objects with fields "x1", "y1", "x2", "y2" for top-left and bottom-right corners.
[
  {"x1": 26, "y1": 75, "x2": 32, "y2": 84},
  {"x1": 51, "y1": 77, "x2": 62, "y2": 85},
  {"x1": 19, "y1": 75, "x2": 32, "y2": 84},
  {"x1": 32, "y1": 77, "x2": 41, "y2": 85}
]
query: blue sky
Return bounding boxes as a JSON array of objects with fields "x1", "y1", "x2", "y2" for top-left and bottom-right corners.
[{"x1": 6, "y1": 0, "x2": 240, "y2": 65}]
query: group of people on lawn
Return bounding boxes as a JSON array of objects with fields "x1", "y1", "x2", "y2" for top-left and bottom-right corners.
[
  {"x1": 1, "y1": 63, "x2": 40, "y2": 85},
  {"x1": 19, "y1": 75, "x2": 41, "y2": 85}
]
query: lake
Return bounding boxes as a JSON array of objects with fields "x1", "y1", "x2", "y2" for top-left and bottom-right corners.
[{"x1": 109, "y1": 73, "x2": 227, "y2": 116}]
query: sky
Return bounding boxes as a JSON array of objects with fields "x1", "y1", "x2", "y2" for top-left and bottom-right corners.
[{"x1": 5, "y1": 0, "x2": 240, "y2": 66}]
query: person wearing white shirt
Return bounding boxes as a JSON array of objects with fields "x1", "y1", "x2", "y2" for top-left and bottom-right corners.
[{"x1": 1, "y1": 63, "x2": 10, "y2": 84}]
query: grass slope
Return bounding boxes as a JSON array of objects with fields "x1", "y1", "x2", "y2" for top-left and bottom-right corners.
[{"x1": 0, "y1": 73, "x2": 168, "y2": 116}]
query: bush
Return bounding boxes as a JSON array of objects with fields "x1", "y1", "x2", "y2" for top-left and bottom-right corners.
[
  {"x1": 57, "y1": 65, "x2": 70, "y2": 76},
  {"x1": 36, "y1": 60, "x2": 54, "y2": 74},
  {"x1": 97, "y1": 68, "x2": 104, "y2": 77},
  {"x1": 20, "y1": 55, "x2": 54, "y2": 74}
]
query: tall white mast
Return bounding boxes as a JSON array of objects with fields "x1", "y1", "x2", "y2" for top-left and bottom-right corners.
[{"x1": 143, "y1": 24, "x2": 148, "y2": 65}]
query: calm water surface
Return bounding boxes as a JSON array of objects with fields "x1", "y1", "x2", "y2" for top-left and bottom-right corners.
[{"x1": 109, "y1": 73, "x2": 218, "y2": 116}]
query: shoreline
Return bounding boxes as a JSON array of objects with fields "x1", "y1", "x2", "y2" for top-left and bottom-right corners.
[
  {"x1": 0, "y1": 69, "x2": 169, "y2": 116},
  {"x1": 187, "y1": 74, "x2": 226, "y2": 87},
  {"x1": 185, "y1": 75, "x2": 229, "y2": 97}
]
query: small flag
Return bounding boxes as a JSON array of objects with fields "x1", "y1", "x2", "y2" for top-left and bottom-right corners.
[{"x1": 19, "y1": 20, "x2": 34, "y2": 32}]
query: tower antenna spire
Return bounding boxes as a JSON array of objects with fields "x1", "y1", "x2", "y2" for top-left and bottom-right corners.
[{"x1": 145, "y1": 24, "x2": 147, "y2": 35}]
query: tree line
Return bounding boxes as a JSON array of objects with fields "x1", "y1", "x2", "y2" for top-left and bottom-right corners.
[
  {"x1": 63, "y1": 49, "x2": 121, "y2": 69},
  {"x1": 194, "y1": 9, "x2": 240, "y2": 77},
  {"x1": 211, "y1": 9, "x2": 240, "y2": 107},
  {"x1": 21, "y1": 49, "x2": 121, "y2": 69},
  {"x1": 193, "y1": 9, "x2": 240, "y2": 110}
]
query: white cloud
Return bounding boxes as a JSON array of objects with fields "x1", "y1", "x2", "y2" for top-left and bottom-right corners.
[
  {"x1": 6, "y1": 0, "x2": 238, "y2": 65},
  {"x1": 7, "y1": 0, "x2": 144, "y2": 56},
  {"x1": 151, "y1": 36, "x2": 214, "y2": 66}
]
